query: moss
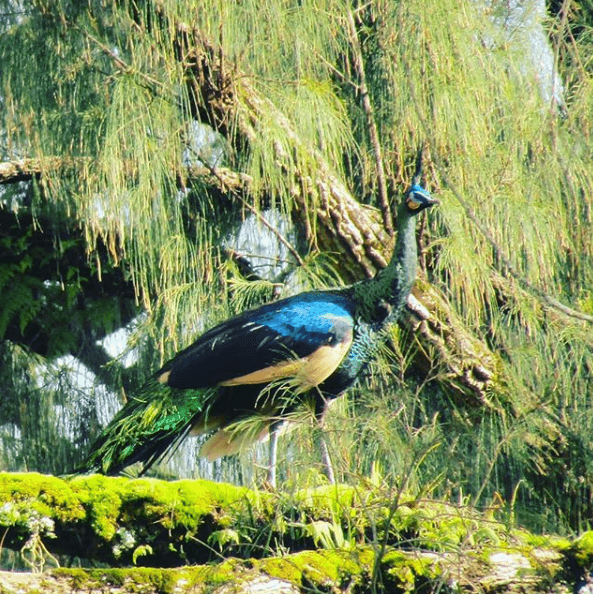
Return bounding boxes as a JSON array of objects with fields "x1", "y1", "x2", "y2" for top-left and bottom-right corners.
[
  {"x1": 381, "y1": 550, "x2": 444, "y2": 593},
  {"x1": 51, "y1": 549, "x2": 442, "y2": 593},
  {"x1": 257, "y1": 556, "x2": 304, "y2": 583},
  {"x1": 565, "y1": 530, "x2": 593, "y2": 567},
  {"x1": 53, "y1": 567, "x2": 90, "y2": 590},
  {"x1": 291, "y1": 550, "x2": 340, "y2": 584},
  {"x1": 0, "y1": 472, "x2": 259, "y2": 534},
  {"x1": 55, "y1": 562, "x2": 278, "y2": 593},
  {"x1": 5, "y1": 472, "x2": 501, "y2": 564},
  {"x1": 0, "y1": 472, "x2": 86, "y2": 524},
  {"x1": 0, "y1": 473, "x2": 272, "y2": 567},
  {"x1": 194, "y1": 558, "x2": 248, "y2": 586},
  {"x1": 70, "y1": 474, "x2": 127, "y2": 541},
  {"x1": 37, "y1": 538, "x2": 579, "y2": 594},
  {"x1": 54, "y1": 567, "x2": 201, "y2": 594},
  {"x1": 258, "y1": 548, "x2": 371, "y2": 589},
  {"x1": 0, "y1": 470, "x2": 587, "y2": 594},
  {"x1": 163, "y1": 479, "x2": 255, "y2": 529},
  {"x1": 520, "y1": 531, "x2": 571, "y2": 550}
]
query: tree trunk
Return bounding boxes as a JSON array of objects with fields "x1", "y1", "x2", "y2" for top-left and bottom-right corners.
[{"x1": 176, "y1": 29, "x2": 507, "y2": 408}]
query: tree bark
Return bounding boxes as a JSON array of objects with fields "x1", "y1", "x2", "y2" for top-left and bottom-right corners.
[{"x1": 0, "y1": 157, "x2": 85, "y2": 184}]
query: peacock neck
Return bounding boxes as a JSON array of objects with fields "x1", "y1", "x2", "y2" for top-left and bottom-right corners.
[
  {"x1": 354, "y1": 203, "x2": 418, "y2": 324},
  {"x1": 383, "y1": 204, "x2": 417, "y2": 303}
]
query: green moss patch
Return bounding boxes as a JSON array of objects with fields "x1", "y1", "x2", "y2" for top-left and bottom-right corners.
[
  {"x1": 0, "y1": 472, "x2": 264, "y2": 568},
  {"x1": 52, "y1": 566, "x2": 201, "y2": 594},
  {"x1": 51, "y1": 549, "x2": 373, "y2": 593},
  {"x1": 0, "y1": 471, "x2": 582, "y2": 594}
]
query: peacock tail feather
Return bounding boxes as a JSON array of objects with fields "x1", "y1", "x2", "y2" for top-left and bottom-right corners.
[{"x1": 83, "y1": 378, "x2": 216, "y2": 475}]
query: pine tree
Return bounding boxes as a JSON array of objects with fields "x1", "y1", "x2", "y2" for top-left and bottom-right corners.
[{"x1": 1, "y1": 0, "x2": 593, "y2": 531}]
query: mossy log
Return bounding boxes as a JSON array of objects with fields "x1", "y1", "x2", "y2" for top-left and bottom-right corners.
[{"x1": 0, "y1": 473, "x2": 591, "y2": 593}]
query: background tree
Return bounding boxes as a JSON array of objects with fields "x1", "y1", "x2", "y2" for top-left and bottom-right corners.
[{"x1": 1, "y1": 0, "x2": 592, "y2": 533}]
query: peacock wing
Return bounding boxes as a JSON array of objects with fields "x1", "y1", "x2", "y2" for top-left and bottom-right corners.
[{"x1": 157, "y1": 292, "x2": 355, "y2": 391}]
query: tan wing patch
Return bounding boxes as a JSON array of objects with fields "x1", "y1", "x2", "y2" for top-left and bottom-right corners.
[
  {"x1": 157, "y1": 370, "x2": 171, "y2": 384},
  {"x1": 220, "y1": 319, "x2": 353, "y2": 390},
  {"x1": 296, "y1": 337, "x2": 351, "y2": 390},
  {"x1": 219, "y1": 358, "x2": 303, "y2": 386}
]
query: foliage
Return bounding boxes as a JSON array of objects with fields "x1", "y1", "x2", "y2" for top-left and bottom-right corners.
[{"x1": 0, "y1": 0, "x2": 593, "y2": 538}]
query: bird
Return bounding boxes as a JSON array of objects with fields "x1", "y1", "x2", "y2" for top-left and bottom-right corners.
[{"x1": 80, "y1": 153, "x2": 437, "y2": 485}]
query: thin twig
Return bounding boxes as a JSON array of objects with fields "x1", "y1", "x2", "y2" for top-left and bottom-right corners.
[
  {"x1": 82, "y1": 28, "x2": 166, "y2": 94},
  {"x1": 346, "y1": 8, "x2": 393, "y2": 235}
]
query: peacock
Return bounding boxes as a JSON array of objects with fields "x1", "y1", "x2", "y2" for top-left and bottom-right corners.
[{"x1": 80, "y1": 156, "x2": 437, "y2": 485}]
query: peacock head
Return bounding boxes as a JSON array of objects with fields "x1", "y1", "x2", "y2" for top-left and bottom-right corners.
[
  {"x1": 403, "y1": 147, "x2": 438, "y2": 214},
  {"x1": 405, "y1": 183, "x2": 438, "y2": 213}
]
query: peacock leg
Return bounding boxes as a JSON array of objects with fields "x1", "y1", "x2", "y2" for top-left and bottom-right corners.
[
  {"x1": 267, "y1": 420, "x2": 281, "y2": 488},
  {"x1": 315, "y1": 397, "x2": 335, "y2": 484}
]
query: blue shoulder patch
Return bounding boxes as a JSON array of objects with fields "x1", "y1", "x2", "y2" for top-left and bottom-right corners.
[{"x1": 255, "y1": 293, "x2": 354, "y2": 337}]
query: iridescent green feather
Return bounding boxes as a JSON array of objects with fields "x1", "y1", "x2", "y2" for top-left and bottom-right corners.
[{"x1": 83, "y1": 378, "x2": 216, "y2": 475}]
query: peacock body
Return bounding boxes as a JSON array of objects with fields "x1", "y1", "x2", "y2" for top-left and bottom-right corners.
[{"x1": 81, "y1": 176, "x2": 437, "y2": 480}]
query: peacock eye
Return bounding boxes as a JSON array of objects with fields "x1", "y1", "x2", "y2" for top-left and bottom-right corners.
[{"x1": 406, "y1": 195, "x2": 421, "y2": 210}]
